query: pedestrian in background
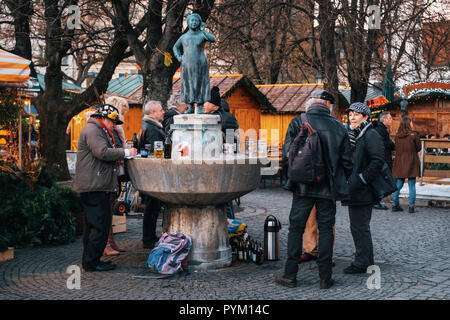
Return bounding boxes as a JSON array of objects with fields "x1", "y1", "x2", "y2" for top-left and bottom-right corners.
[
  {"x1": 372, "y1": 111, "x2": 395, "y2": 210},
  {"x1": 343, "y1": 102, "x2": 384, "y2": 275},
  {"x1": 391, "y1": 116, "x2": 421, "y2": 213},
  {"x1": 74, "y1": 104, "x2": 137, "y2": 272}
]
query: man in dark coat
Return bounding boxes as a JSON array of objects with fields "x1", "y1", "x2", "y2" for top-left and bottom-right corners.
[
  {"x1": 374, "y1": 111, "x2": 395, "y2": 168},
  {"x1": 275, "y1": 90, "x2": 353, "y2": 289},
  {"x1": 139, "y1": 100, "x2": 166, "y2": 248},
  {"x1": 372, "y1": 111, "x2": 395, "y2": 210}
]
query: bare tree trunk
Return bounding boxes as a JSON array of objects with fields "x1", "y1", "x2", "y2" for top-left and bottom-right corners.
[
  {"x1": 31, "y1": 0, "x2": 130, "y2": 180},
  {"x1": 317, "y1": 0, "x2": 339, "y2": 118}
]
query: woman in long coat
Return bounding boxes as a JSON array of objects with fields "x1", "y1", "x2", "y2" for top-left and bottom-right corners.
[{"x1": 391, "y1": 116, "x2": 421, "y2": 213}]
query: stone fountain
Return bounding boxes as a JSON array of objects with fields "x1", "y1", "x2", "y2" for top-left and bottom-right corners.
[{"x1": 125, "y1": 114, "x2": 265, "y2": 269}]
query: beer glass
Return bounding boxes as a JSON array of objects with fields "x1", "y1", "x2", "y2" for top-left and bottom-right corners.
[{"x1": 154, "y1": 141, "x2": 164, "y2": 158}]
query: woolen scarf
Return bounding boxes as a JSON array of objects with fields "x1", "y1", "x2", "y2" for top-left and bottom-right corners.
[{"x1": 348, "y1": 120, "x2": 371, "y2": 150}]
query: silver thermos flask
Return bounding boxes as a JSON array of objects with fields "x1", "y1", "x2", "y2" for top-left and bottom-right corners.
[{"x1": 264, "y1": 215, "x2": 281, "y2": 261}]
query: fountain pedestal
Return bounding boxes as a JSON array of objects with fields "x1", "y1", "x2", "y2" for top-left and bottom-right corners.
[{"x1": 162, "y1": 204, "x2": 230, "y2": 269}]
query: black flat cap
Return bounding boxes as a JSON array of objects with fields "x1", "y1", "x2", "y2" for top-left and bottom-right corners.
[{"x1": 310, "y1": 89, "x2": 335, "y2": 104}]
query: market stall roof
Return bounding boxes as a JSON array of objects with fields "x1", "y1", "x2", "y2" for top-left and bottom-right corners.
[
  {"x1": 107, "y1": 74, "x2": 143, "y2": 97},
  {"x1": 256, "y1": 83, "x2": 324, "y2": 113},
  {"x1": 255, "y1": 83, "x2": 349, "y2": 113},
  {"x1": 401, "y1": 80, "x2": 450, "y2": 98},
  {"x1": 0, "y1": 49, "x2": 31, "y2": 83},
  {"x1": 36, "y1": 74, "x2": 83, "y2": 91}
]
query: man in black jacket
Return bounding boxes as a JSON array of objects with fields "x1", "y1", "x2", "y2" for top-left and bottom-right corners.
[
  {"x1": 139, "y1": 100, "x2": 166, "y2": 248},
  {"x1": 372, "y1": 111, "x2": 395, "y2": 210},
  {"x1": 204, "y1": 87, "x2": 239, "y2": 145},
  {"x1": 276, "y1": 90, "x2": 353, "y2": 289}
]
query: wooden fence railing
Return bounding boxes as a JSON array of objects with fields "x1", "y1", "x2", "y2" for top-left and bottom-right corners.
[{"x1": 420, "y1": 139, "x2": 450, "y2": 185}]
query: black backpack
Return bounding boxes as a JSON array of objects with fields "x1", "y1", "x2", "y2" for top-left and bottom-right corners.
[{"x1": 288, "y1": 113, "x2": 327, "y2": 184}]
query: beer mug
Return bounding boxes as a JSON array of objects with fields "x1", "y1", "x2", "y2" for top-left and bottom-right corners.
[{"x1": 154, "y1": 141, "x2": 164, "y2": 158}]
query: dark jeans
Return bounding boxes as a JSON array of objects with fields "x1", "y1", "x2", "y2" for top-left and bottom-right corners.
[
  {"x1": 142, "y1": 194, "x2": 162, "y2": 244},
  {"x1": 285, "y1": 195, "x2": 336, "y2": 281},
  {"x1": 80, "y1": 192, "x2": 112, "y2": 269},
  {"x1": 348, "y1": 204, "x2": 374, "y2": 269}
]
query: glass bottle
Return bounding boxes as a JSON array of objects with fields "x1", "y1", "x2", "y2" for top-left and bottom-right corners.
[
  {"x1": 164, "y1": 131, "x2": 172, "y2": 159},
  {"x1": 132, "y1": 132, "x2": 139, "y2": 149}
]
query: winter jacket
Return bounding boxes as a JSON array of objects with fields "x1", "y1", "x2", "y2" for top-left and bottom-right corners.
[
  {"x1": 73, "y1": 117, "x2": 126, "y2": 193},
  {"x1": 344, "y1": 122, "x2": 385, "y2": 206},
  {"x1": 373, "y1": 121, "x2": 395, "y2": 168},
  {"x1": 282, "y1": 103, "x2": 353, "y2": 201},
  {"x1": 139, "y1": 115, "x2": 166, "y2": 152},
  {"x1": 220, "y1": 110, "x2": 239, "y2": 133},
  {"x1": 392, "y1": 130, "x2": 421, "y2": 178},
  {"x1": 162, "y1": 109, "x2": 179, "y2": 134}
]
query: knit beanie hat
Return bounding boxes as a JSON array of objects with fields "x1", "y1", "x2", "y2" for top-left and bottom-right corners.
[
  {"x1": 346, "y1": 102, "x2": 371, "y2": 118},
  {"x1": 209, "y1": 86, "x2": 221, "y2": 107}
]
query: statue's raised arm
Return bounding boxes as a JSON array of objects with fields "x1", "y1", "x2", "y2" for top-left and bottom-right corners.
[{"x1": 172, "y1": 14, "x2": 216, "y2": 114}]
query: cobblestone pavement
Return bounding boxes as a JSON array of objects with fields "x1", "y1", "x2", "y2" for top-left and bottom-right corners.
[{"x1": 1, "y1": 187, "x2": 449, "y2": 301}]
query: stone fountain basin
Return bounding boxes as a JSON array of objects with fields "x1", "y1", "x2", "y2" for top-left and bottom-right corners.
[{"x1": 125, "y1": 156, "x2": 265, "y2": 205}]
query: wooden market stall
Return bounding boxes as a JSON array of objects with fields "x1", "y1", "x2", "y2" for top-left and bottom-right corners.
[{"x1": 371, "y1": 81, "x2": 450, "y2": 137}]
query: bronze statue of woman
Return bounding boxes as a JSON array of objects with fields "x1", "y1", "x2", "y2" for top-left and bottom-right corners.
[{"x1": 173, "y1": 13, "x2": 216, "y2": 114}]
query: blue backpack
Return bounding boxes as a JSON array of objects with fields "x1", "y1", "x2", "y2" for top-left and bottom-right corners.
[{"x1": 146, "y1": 232, "x2": 192, "y2": 275}]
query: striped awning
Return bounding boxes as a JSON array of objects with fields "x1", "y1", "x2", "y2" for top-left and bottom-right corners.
[{"x1": 0, "y1": 49, "x2": 31, "y2": 82}]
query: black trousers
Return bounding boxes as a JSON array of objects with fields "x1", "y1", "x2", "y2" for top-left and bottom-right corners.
[
  {"x1": 80, "y1": 192, "x2": 112, "y2": 269},
  {"x1": 142, "y1": 195, "x2": 162, "y2": 244},
  {"x1": 348, "y1": 204, "x2": 374, "y2": 269},
  {"x1": 285, "y1": 195, "x2": 336, "y2": 281}
]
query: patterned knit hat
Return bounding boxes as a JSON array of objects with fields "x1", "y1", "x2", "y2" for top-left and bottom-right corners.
[
  {"x1": 346, "y1": 102, "x2": 371, "y2": 117},
  {"x1": 91, "y1": 104, "x2": 123, "y2": 125}
]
